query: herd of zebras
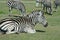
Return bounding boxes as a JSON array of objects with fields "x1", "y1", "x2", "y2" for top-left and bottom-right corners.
[
  {"x1": 36, "y1": 0, "x2": 60, "y2": 15},
  {"x1": 0, "y1": 0, "x2": 60, "y2": 34}
]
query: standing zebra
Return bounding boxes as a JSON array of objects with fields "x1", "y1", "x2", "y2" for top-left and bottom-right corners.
[
  {"x1": 0, "y1": 10, "x2": 48, "y2": 34},
  {"x1": 42, "y1": 0, "x2": 52, "y2": 15},
  {"x1": 54, "y1": 0, "x2": 60, "y2": 9},
  {"x1": 8, "y1": 0, "x2": 26, "y2": 16},
  {"x1": 36, "y1": 0, "x2": 52, "y2": 15}
]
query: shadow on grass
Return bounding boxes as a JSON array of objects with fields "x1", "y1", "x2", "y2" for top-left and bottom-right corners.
[{"x1": 36, "y1": 30, "x2": 45, "y2": 32}]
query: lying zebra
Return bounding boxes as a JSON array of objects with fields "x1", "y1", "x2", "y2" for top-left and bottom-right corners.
[
  {"x1": 0, "y1": 10, "x2": 48, "y2": 34},
  {"x1": 8, "y1": 0, "x2": 26, "y2": 16}
]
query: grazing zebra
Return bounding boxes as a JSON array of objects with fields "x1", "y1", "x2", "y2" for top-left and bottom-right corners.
[
  {"x1": 8, "y1": 0, "x2": 26, "y2": 16},
  {"x1": 42, "y1": 0, "x2": 52, "y2": 15},
  {"x1": 36, "y1": 0, "x2": 52, "y2": 15},
  {"x1": 0, "y1": 10, "x2": 48, "y2": 34},
  {"x1": 54, "y1": 0, "x2": 60, "y2": 9}
]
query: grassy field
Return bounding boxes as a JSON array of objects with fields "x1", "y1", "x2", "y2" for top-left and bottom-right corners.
[{"x1": 0, "y1": 0, "x2": 60, "y2": 40}]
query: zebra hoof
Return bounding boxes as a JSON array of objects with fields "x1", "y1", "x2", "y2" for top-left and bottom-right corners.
[
  {"x1": 27, "y1": 29, "x2": 36, "y2": 33},
  {"x1": 48, "y1": 13, "x2": 52, "y2": 15},
  {"x1": 49, "y1": 14, "x2": 52, "y2": 15},
  {"x1": 2, "y1": 32, "x2": 6, "y2": 34},
  {"x1": 8, "y1": 15, "x2": 11, "y2": 16},
  {"x1": 15, "y1": 32, "x2": 19, "y2": 34}
]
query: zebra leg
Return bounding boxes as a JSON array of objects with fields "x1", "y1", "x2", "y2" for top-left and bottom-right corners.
[
  {"x1": 14, "y1": 25, "x2": 20, "y2": 34},
  {"x1": 49, "y1": 7, "x2": 52, "y2": 15},
  {"x1": 47, "y1": 7, "x2": 52, "y2": 15},
  {"x1": 54, "y1": 4, "x2": 57, "y2": 9},
  {"x1": 43, "y1": 5, "x2": 45, "y2": 11},
  {"x1": 41, "y1": 4, "x2": 44, "y2": 9},
  {"x1": 6, "y1": 24, "x2": 16, "y2": 34},
  {"x1": 55, "y1": 4, "x2": 58, "y2": 11},
  {"x1": 6, "y1": 30, "x2": 17, "y2": 34},
  {"x1": 6, "y1": 27, "x2": 17, "y2": 34},
  {"x1": 24, "y1": 24, "x2": 36, "y2": 33},
  {"x1": 36, "y1": 2, "x2": 39, "y2": 7},
  {"x1": 9, "y1": 7, "x2": 12, "y2": 16},
  {"x1": 6, "y1": 22, "x2": 19, "y2": 34},
  {"x1": 25, "y1": 27, "x2": 36, "y2": 33},
  {"x1": 46, "y1": 7, "x2": 47, "y2": 13},
  {"x1": 36, "y1": 0, "x2": 40, "y2": 7},
  {"x1": 53, "y1": 4, "x2": 57, "y2": 12},
  {"x1": 20, "y1": 9, "x2": 26, "y2": 16},
  {"x1": 21, "y1": 11, "x2": 26, "y2": 16},
  {"x1": 6, "y1": 27, "x2": 19, "y2": 34}
]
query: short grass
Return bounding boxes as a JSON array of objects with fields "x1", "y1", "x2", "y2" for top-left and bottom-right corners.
[{"x1": 0, "y1": 0, "x2": 60, "y2": 40}]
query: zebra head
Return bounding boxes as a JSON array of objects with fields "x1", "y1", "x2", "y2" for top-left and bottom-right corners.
[
  {"x1": 37, "y1": 10, "x2": 48, "y2": 27},
  {"x1": 28, "y1": 10, "x2": 48, "y2": 27}
]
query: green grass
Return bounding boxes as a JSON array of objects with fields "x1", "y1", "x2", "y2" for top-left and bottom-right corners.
[{"x1": 0, "y1": 0, "x2": 60, "y2": 40}]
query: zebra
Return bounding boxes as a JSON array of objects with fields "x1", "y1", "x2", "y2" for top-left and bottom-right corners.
[
  {"x1": 0, "y1": 18, "x2": 20, "y2": 34},
  {"x1": 42, "y1": 0, "x2": 52, "y2": 15},
  {"x1": 8, "y1": 0, "x2": 26, "y2": 16},
  {"x1": 36, "y1": 0, "x2": 45, "y2": 7},
  {"x1": 36, "y1": 0, "x2": 52, "y2": 15},
  {"x1": 0, "y1": 10, "x2": 48, "y2": 34},
  {"x1": 54, "y1": 0, "x2": 60, "y2": 9}
]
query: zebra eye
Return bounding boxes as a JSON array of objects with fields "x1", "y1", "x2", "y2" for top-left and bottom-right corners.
[{"x1": 37, "y1": 13, "x2": 40, "y2": 15}]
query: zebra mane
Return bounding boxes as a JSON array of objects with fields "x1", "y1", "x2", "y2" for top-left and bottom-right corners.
[
  {"x1": 27, "y1": 10, "x2": 44, "y2": 18},
  {"x1": 27, "y1": 10, "x2": 41, "y2": 18}
]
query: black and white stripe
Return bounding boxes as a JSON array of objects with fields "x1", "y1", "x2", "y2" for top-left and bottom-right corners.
[
  {"x1": 0, "y1": 17, "x2": 32, "y2": 34},
  {"x1": 8, "y1": 0, "x2": 26, "y2": 16},
  {"x1": 0, "y1": 10, "x2": 48, "y2": 34},
  {"x1": 36, "y1": 0, "x2": 52, "y2": 15},
  {"x1": 43, "y1": 0, "x2": 52, "y2": 15},
  {"x1": 0, "y1": 18, "x2": 20, "y2": 34}
]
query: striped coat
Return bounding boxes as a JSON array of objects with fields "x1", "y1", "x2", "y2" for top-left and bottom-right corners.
[
  {"x1": 0, "y1": 10, "x2": 48, "y2": 34},
  {"x1": 42, "y1": 0, "x2": 52, "y2": 15},
  {"x1": 8, "y1": 0, "x2": 26, "y2": 16},
  {"x1": 0, "y1": 16, "x2": 35, "y2": 34}
]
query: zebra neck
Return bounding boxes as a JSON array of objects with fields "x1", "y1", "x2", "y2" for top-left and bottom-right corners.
[{"x1": 31, "y1": 17, "x2": 38, "y2": 26}]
